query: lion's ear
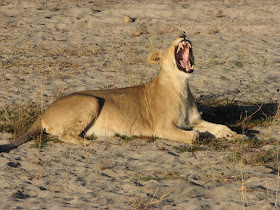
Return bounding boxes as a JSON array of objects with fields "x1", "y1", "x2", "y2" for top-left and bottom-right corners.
[{"x1": 148, "y1": 50, "x2": 161, "y2": 64}]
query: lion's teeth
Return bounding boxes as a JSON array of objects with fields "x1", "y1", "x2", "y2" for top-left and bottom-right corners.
[
  {"x1": 177, "y1": 43, "x2": 183, "y2": 53},
  {"x1": 187, "y1": 61, "x2": 193, "y2": 69},
  {"x1": 177, "y1": 41, "x2": 192, "y2": 53}
]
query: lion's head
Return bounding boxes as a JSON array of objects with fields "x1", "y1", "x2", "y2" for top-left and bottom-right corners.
[{"x1": 148, "y1": 34, "x2": 194, "y2": 76}]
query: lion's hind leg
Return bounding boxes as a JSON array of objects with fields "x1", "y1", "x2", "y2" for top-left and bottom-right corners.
[
  {"x1": 59, "y1": 121, "x2": 92, "y2": 145},
  {"x1": 42, "y1": 94, "x2": 101, "y2": 145},
  {"x1": 59, "y1": 133, "x2": 91, "y2": 145}
]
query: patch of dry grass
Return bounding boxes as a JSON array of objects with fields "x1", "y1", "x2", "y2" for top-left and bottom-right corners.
[
  {"x1": 0, "y1": 102, "x2": 42, "y2": 140},
  {"x1": 0, "y1": 102, "x2": 63, "y2": 149},
  {"x1": 199, "y1": 99, "x2": 278, "y2": 132},
  {"x1": 115, "y1": 133, "x2": 158, "y2": 144},
  {"x1": 127, "y1": 187, "x2": 173, "y2": 209},
  {"x1": 0, "y1": 44, "x2": 95, "y2": 79}
]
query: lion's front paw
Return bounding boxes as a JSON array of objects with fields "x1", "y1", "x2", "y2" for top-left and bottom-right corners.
[{"x1": 212, "y1": 125, "x2": 237, "y2": 139}]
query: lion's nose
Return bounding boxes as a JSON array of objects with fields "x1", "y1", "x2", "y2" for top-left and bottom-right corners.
[{"x1": 179, "y1": 33, "x2": 186, "y2": 39}]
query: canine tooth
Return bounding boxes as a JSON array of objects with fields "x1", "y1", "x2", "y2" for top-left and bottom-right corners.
[
  {"x1": 187, "y1": 61, "x2": 193, "y2": 69},
  {"x1": 177, "y1": 43, "x2": 183, "y2": 53}
]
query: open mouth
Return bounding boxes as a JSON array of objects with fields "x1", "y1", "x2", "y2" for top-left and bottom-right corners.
[{"x1": 175, "y1": 40, "x2": 194, "y2": 73}]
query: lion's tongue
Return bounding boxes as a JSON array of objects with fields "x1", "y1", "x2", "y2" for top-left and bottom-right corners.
[
  {"x1": 180, "y1": 60, "x2": 189, "y2": 68},
  {"x1": 179, "y1": 48, "x2": 190, "y2": 69}
]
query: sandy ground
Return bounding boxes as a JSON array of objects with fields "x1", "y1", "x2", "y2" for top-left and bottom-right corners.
[{"x1": 0, "y1": 0, "x2": 280, "y2": 209}]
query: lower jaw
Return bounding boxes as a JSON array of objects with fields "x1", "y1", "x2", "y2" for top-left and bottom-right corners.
[
  {"x1": 177, "y1": 66, "x2": 194, "y2": 74},
  {"x1": 185, "y1": 69, "x2": 193, "y2": 73}
]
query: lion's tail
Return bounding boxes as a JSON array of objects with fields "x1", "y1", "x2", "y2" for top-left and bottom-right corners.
[{"x1": 0, "y1": 116, "x2": 43, "y2": 152}]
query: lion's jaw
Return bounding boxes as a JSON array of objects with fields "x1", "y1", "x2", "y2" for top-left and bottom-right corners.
[{"x1": 175, "y1": 38, "x2": 194, "y2": 73}]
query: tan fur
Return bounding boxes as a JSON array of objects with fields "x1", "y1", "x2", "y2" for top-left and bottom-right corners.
[{"x1": 7, "y1": 36, "x2": 238, "y2": 150}]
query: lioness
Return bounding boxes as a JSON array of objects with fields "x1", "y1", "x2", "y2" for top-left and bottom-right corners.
[{"x1": 1, "y1": 34, "x2": 237, "y2": 152}]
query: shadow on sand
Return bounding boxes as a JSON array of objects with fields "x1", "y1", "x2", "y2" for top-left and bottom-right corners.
[{"x1": 198, "y1": 100, "x2": 279, "y2": 137}]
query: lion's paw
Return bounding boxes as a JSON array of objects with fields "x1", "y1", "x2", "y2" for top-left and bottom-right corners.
[{"x1": 211, "y1": 125, "x2": 237, "y2": 139}]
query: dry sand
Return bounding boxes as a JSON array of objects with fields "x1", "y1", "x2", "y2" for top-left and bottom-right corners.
[{"x1": 0, "y1": 0, "x2": 280, "y2": 209}]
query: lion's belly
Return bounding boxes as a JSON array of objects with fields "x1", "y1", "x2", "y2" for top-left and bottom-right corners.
[{"x1": 86, "y1": 108, "x2": 153, "y2": 137}]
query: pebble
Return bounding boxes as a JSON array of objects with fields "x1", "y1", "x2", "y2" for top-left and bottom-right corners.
[{"x1": 123, "y1": 16, "x2": 134, "y2": 23}]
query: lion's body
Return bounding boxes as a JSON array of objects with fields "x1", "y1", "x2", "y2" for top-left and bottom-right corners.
[
  {"x1": 1, "y1": 35, "x2": 237, "y2": 151},
  {"x1": 39, "y1": 68, "x2": 201, "y2": 144}
]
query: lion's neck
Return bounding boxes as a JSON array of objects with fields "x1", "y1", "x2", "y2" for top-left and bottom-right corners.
[
  {"x1": 152, "y1": 70, "x2": 189, "y2": 96},
  {"x1": 145, "y1": 70, "x2": 200, "y2": 126}
]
